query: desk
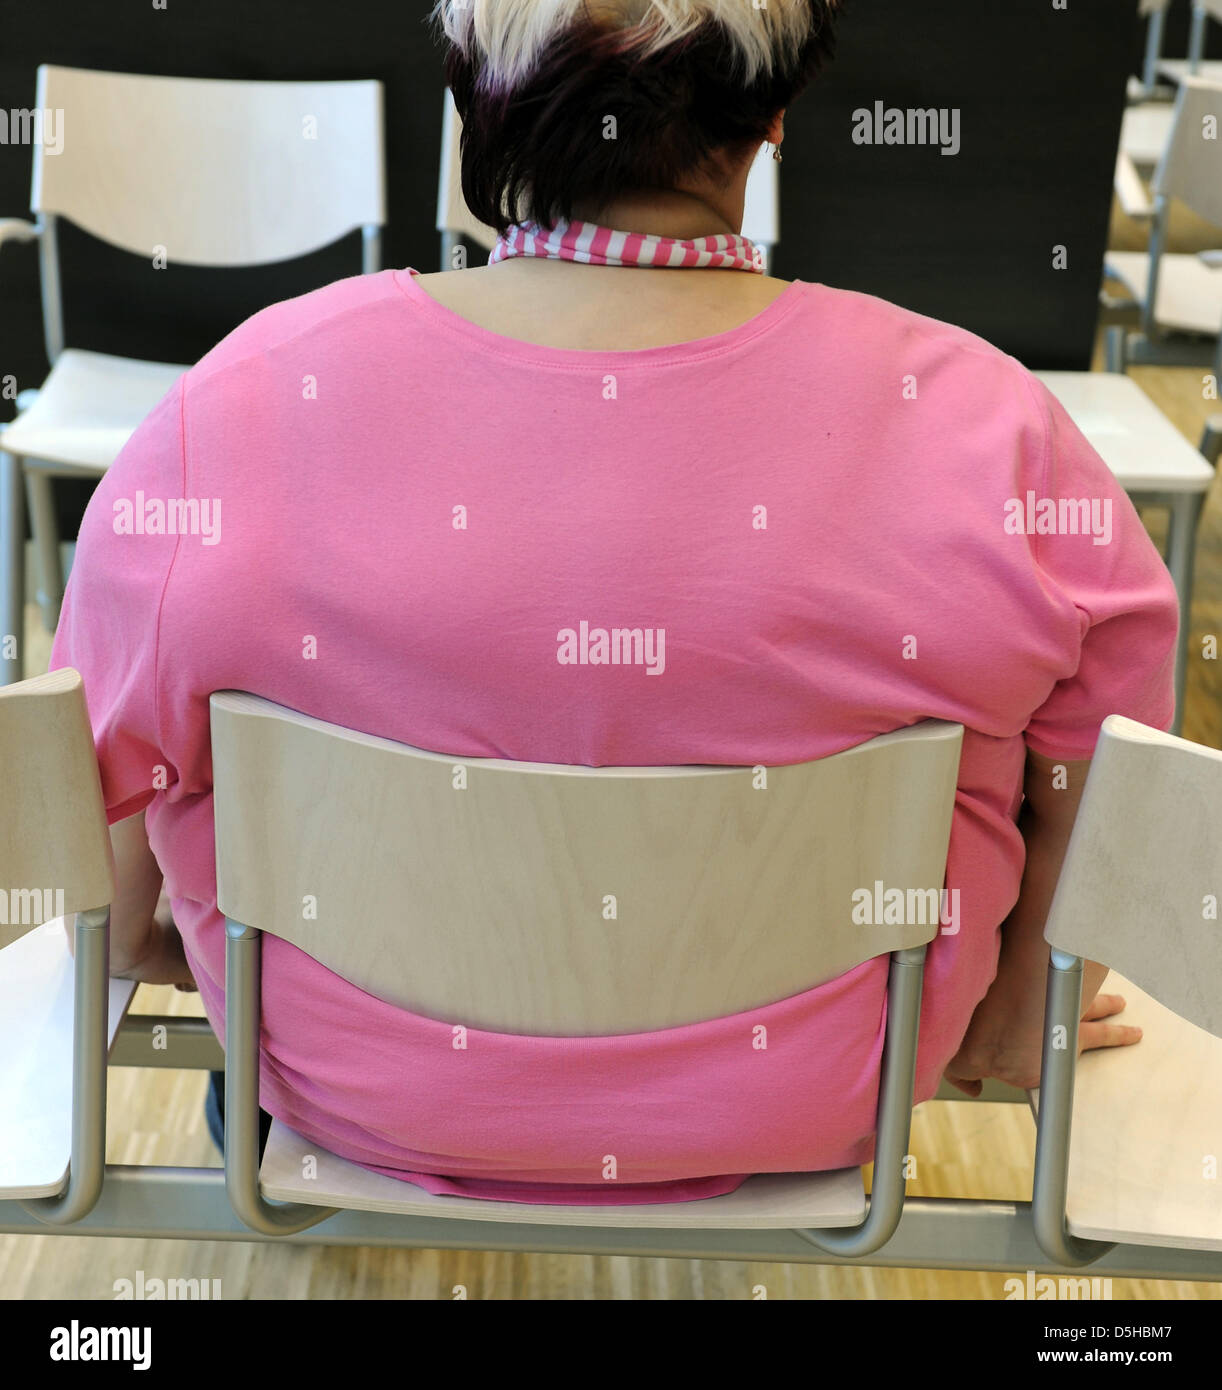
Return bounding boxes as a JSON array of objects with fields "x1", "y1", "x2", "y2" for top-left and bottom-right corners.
[{"x1": 1037, "y1": 371, "x2": 1214, "y2": 735}]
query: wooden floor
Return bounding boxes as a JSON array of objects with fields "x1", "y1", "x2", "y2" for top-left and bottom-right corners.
[{"x1": 4, "y1": 196, "x2": 1222, "y2": 1299}]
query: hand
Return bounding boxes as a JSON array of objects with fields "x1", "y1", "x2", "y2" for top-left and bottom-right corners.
[
  {"x1": 65, "y1": 912, "x2": 196, "y2": 990},
  {"x1": 943, "y1": 992, "x2": 1142, "y2": 1096},
  {"x1": 114, "y1": 919, "x2": 199, "y2": 989}
]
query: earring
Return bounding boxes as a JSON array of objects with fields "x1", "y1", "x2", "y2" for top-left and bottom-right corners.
[{"x1": 773, "y1": 143, "x2": 784, "y2": 163}]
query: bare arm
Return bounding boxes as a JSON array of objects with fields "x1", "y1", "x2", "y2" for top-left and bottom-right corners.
[
  {"x1": 64, "y1": 810, "x2": 195, "y2": 986},
  {"x1": 943, "y1": 751, "x2": 1140, "y2": 1095}
]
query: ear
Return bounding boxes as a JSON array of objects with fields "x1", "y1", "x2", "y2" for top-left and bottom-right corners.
[{"x1": 767, "y1": 110, "x2": 786, "y2": 145}]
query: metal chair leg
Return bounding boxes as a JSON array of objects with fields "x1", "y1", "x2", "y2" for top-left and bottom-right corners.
[
  {"x1": 224, "y1": 918, "x2": 337, "y2": 1236},
  {"x1": 24, "y1": 468, "x2": 63, "y2": 631},
  {"x1": 1105, "y1": 325, "x2": 1128, "y2": 374},
  {"x1": 1031, "y1": 950, "x2": 1116, "y2": 1267},
  {"x1": 0, "y1": 448, "x2": 23, "y2": 686},
  {"x1": 1201, "y1": 416, "x2": 1222, "y2": 469},
  {"x1": 795, "y1": 944, "x2": 927, "y2": 1257}
]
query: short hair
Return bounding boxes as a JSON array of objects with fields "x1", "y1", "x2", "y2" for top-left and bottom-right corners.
[{"x1": 431, "y1": 1, "x2": 842, "y2": 235}]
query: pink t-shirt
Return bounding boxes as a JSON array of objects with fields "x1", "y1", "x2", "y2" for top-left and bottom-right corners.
[{"x1": 50, "y1": 269, "x2": 1178, "y2": 1205}]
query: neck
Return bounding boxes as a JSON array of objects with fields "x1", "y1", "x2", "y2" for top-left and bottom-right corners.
[{"x1": 567, "y1": 187, "x2": 744, "y2": 241}]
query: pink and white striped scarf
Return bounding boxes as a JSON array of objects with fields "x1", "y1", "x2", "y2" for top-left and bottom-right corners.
[{"x1": 489, "y1": 219, "x2": 765, "y2": 273}]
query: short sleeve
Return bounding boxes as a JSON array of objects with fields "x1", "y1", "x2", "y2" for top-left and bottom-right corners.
[
  {"x1": 1020, "y1": 374, "x2": 1179, "y2": 761},
  {"x1": 49, "y1": 376, "x2": 186, "y2": 823}
]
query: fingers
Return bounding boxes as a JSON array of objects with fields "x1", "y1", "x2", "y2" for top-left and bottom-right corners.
[
  {"x1": 1079, "y1": 993, "x2": 1143, "y2": 1050},
  {"x1": 1081, "y1": 993, "x2": 1126, "y2": 1022},
  {"x1": 1079, "y1": 1018, "x2": 1142, "y2": 1053}
]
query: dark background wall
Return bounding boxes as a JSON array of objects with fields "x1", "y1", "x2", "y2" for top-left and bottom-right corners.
[{"x1": 0, "y1": 0, "x2": 1192, "y2": 524}]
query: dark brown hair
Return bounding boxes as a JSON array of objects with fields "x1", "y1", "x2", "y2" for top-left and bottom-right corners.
[{"x1": 440, "y1": 3, "x2": 841, "y2": 234}]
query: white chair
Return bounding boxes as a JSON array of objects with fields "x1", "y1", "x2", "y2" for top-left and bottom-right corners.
[
  {"x1": 1105, "y1": 77, "x2": 1222, "y2": 376},
  {"x1": 436, "y1": 88, "x2": 780, "y2": 272},
  {"x1": 213, "y1": 694, "x2": 958, "y2": 1247},
  {"x1": 1031, "y1": 715, "x2": 1222, "y2": 1264},
  {"x1": 0, "y1": 66, "x2": 387, "y2": 684}
]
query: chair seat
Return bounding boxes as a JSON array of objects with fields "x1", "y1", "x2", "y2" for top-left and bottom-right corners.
[
  {"x1": 1105, "y1": 251, "x2": 1222, "y2": 337},
  {"x1": 0, "y1": 919, "x2": 135, "y2": 1199},
  {"x1": 0, "y1": 349, "x2": 187, "y2": 473},
  {"x1": 1034, "y1": 971, "x2": 1222, "y2": 1251},
  {"x1": 259, "y1": 1119, "x2": 867, "y2": 1230}
]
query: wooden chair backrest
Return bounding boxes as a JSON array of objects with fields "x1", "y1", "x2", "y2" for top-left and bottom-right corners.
[
  {"x1": 212, "y1": 692, "x2": 962, "y2": 1035},
  {"x1": 1044, "y1": 714, "x2": 1222, "y2": 1038},
  {"x1": 0, "y1": 669, "x2": 113, "y2": 950},
  {"x1": 32, "y1": 65, "x2": 386, "y2": 265},
  {"x1": 1154, "y1": 76, "x2": 1222, "y2": 226}
]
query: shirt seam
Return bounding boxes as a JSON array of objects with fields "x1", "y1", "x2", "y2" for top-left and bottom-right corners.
[
  {"x1": 187, "y1": 275, "x2": 404, "y2": 395},
  {"x1": 151, "y1": 376, "x2": 189, "y2": 762},
  {"x1": 1015, "y1": 363, "x2": 1094, "y2": 640},
  {"x1": 1015, "y1": 362, "x2": 1054, "y2": 572}
]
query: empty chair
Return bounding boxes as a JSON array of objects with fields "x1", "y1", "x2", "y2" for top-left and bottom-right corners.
[
  {"x1": 1106, "y1": 76, "x2": 1222, "y2": 376},
  {"x1": 211, "y1": 694, "x2": 962, "y2": 1247},
  {"x1": 436, "y1": 88, "x2": 780, "y2": 272},
  {"x1": 0, "y1": 65, "x2": 386, "y2": 684},
  {"x1": 1032, "y1": 715, "x2": 1222, "y2": 1264}
]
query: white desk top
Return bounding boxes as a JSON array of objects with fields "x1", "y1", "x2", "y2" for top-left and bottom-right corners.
[{"x1": 1036, "y1": 371, "x2": 1214, "y2": 494}]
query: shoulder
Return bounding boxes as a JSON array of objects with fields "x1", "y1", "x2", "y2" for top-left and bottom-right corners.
[
  {"x1": 794, "y1": 280, "x2": 1042, "y2": 413},
  {"x1": 183, "y1": 269, "x2": 409, "y2": 399}
]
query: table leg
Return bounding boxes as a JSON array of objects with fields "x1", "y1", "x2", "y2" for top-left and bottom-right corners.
[
  {"x1": 0, "y1": 448, "x2": 25, "y2": 687},
  {"x1": 1166, "y1": 491, "x2": 1205, "y2": 736}
]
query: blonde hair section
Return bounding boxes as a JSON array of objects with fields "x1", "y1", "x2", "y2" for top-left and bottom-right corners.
[{"x1": 432, "y1": 0, "x2": 820, "y2": 87}]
